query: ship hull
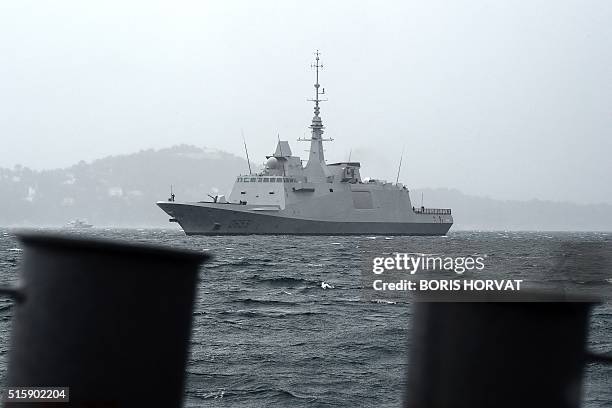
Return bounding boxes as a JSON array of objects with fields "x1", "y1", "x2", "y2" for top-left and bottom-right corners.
[{"x1": 157, "y1": 202, "x2": 452, "y2": 236}]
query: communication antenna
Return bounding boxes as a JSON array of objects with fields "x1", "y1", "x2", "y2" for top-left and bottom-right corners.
[
  {"x1": 241, "y1": 129, "x2": 252, "y2": 175},
  {"x1": 395, "y1": 147, "x2": 404, "y2": 184},
  {"x1": 348, "y1": 149, "x2": 352, "y2": 162},
  {"x1": 421, "y1": 192, "x2": 424, "y2": 208}
]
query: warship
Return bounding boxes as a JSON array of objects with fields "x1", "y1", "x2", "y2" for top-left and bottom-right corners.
[{"x1": 157, "y1": 52, "x2": 453, "y2": 235}]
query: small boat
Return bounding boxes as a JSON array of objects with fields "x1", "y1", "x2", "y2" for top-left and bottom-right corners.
[{"x1": 64, "y1": 219, "x2": 94, "y2": 229}]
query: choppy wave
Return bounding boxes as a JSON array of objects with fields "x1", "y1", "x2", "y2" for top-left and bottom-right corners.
[
  {"x1": 189, "y1": 385, "x2": 317, "y2": 403},
  {"x1": 245, "y1": 275, "x2": 319, "y2": 287},
  {"x1": 218, "y1": 309, "x2": 327, "y2": 319},
  {"x1": 233, "y1": 298, "x2": 300, "y2": 306},
  {"x1": 0, "y1": 229, "x2": 611, "y2": 408}
]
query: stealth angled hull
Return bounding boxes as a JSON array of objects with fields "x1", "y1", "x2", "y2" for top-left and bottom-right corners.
[{"x1": 157, "y1": 201, "x2": 452, "y2": 236}]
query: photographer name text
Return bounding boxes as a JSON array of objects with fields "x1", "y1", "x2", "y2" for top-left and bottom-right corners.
[{"x1": 371, "y1": 253, "x2": 523, "y2": 292}]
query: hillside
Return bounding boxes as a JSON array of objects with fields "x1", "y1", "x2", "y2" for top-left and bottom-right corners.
[
  {"x1": 0, "y1": 145, "x2": 249, "y2": 227},
  {"x1": 411, "y1": 188, "x2": 612, "y2": 231},
  {"x1": 1, "y1": 147, "x2": 610, "y2": 230}
]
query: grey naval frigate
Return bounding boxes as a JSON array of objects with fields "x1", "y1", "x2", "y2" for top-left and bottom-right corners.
[{"x1": 157, "y1": 52, "x2": 453, "y2": 235}]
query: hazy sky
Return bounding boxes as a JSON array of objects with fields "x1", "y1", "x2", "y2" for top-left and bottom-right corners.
[{"x1": 1, "y1": 1, "x2": 610, "y2": 204}]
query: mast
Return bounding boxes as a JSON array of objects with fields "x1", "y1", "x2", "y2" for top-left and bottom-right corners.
[
  {"x1": 312, "y1": 50, "x2": 323, "y2": 120},
  {"x1": 300, "y1": 50, "x2": 333, "y2": 178}
]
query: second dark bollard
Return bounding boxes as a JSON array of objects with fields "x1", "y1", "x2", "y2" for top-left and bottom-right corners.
[{"x1": 404, "y1": 293, "x2": 598, "y2": 408}]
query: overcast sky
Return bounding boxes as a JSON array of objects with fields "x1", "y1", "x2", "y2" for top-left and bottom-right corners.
[{"x1": 0, "y1": 1, "x2": 610, "y2": 204}]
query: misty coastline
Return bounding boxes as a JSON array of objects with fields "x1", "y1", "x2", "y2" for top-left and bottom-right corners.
[{"x1": 1, "y1": 145, "x2": 610, "y2": 232}]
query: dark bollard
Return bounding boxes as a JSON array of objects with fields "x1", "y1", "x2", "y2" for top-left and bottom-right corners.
[
  {"x1": 404, "y1": 292, "x2": 606, "y2": 408},
  {"x1": 2, "y1": 232, "x2": 210, "y2": 407}
]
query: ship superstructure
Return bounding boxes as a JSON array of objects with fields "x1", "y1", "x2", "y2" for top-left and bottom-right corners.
[{"x1": 157, "y1": 52, "x2": 453, "y2": 235}]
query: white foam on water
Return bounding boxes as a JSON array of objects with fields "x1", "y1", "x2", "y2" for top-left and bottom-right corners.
[
  {"x1": 371, "y1": 299, "x2": 396, "y2": 305},
  {"x1": 340, "y1": 297, "x2": 361, "y2": 302}
]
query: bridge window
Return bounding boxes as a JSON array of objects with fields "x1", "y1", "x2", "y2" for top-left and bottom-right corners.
[
  {"x1": 276, "y1": 178, "x2": 283, "y2": 182},
  {"x1": 269, "y1": 191, "x2": 275, "y2": 194},
  {"x1": 250, "y1": 178, "x2": 256, "y2": 182},
  {"x1": 240, "y1": 191, "x2": 246, "y2": 194},
  {"x1": 263, "y1": 178, "x2": 269, "y2": 182},
  {"x1": 257, "y1": 178, "x2": 263, "y2": 182},
  {"x1": 237, "y1": 177, "x2": 242, "y2": 182}
]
